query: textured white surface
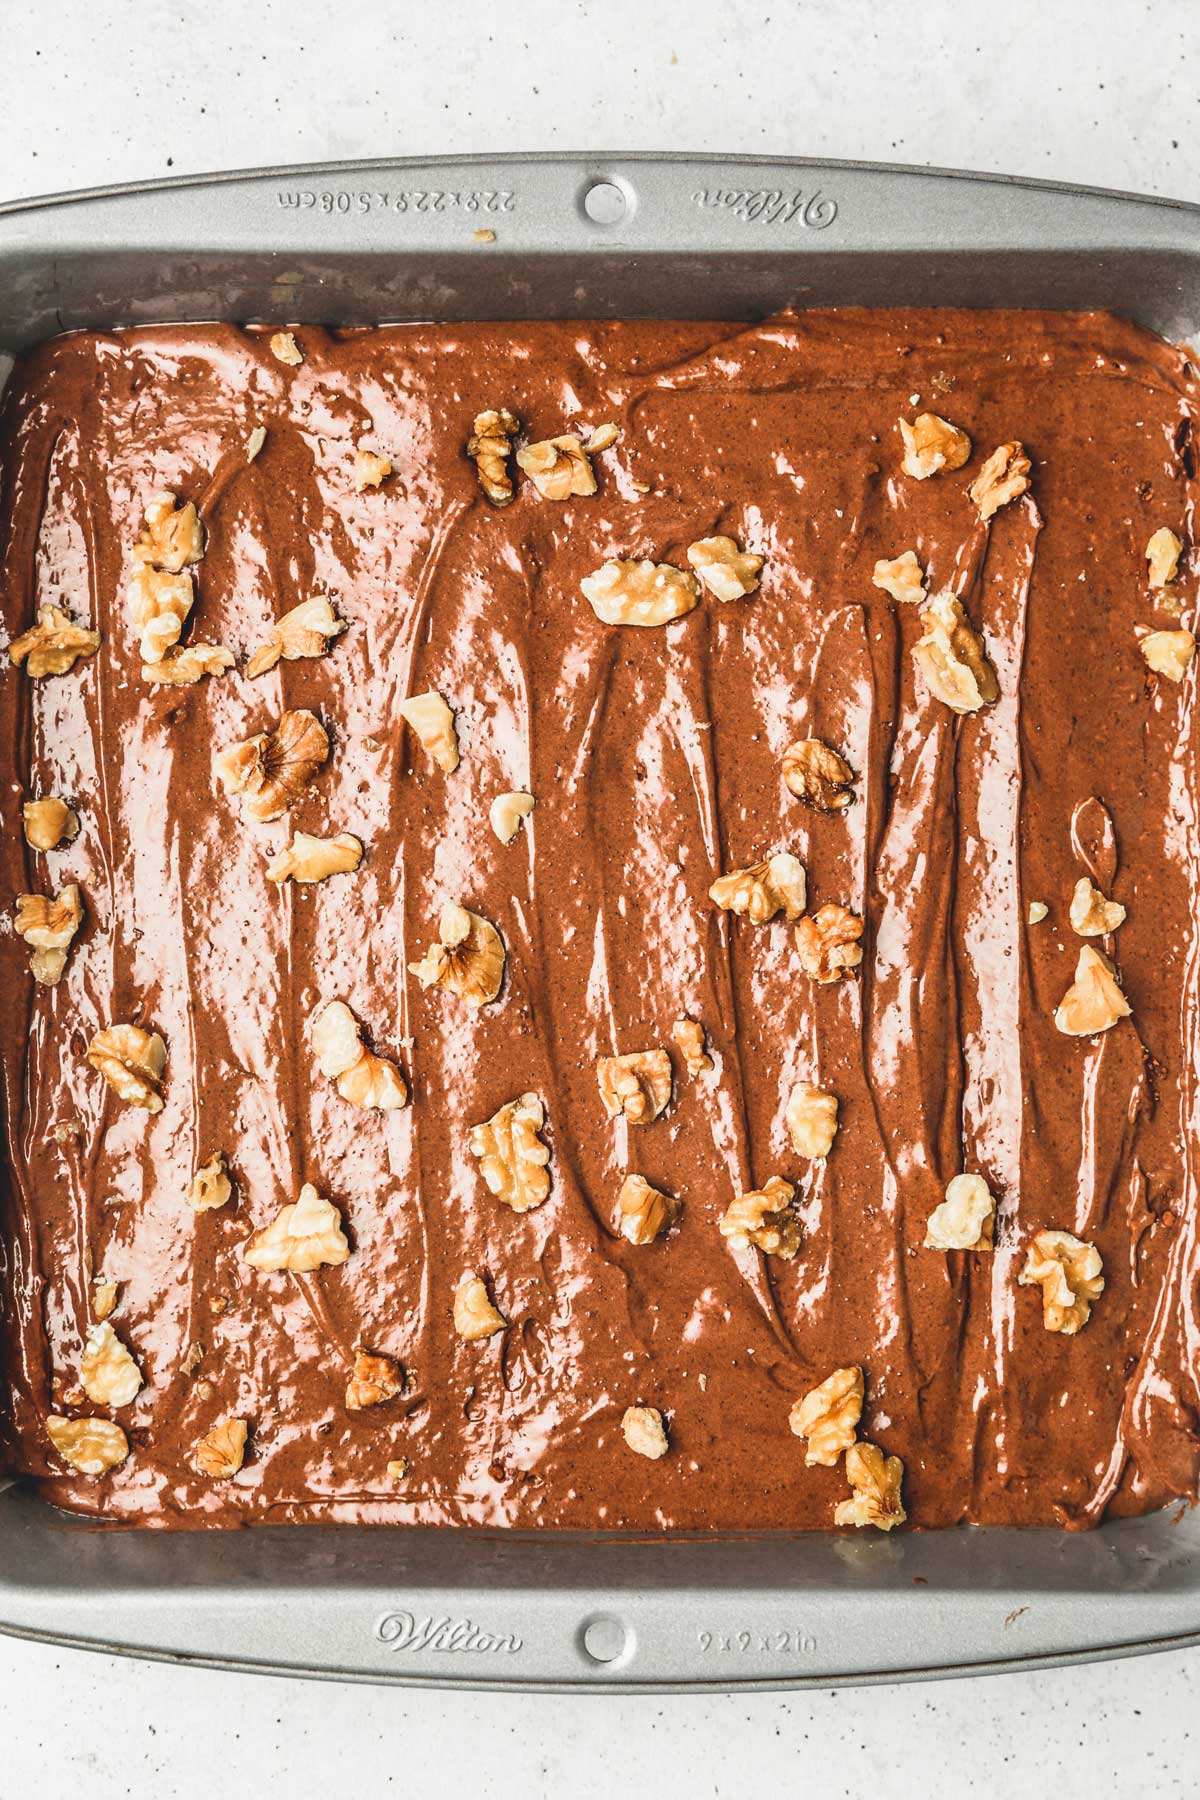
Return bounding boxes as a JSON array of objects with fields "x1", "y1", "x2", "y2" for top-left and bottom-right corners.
[{"x1": 3, "y1": 1, "x2": 1200, "y2": 1793}]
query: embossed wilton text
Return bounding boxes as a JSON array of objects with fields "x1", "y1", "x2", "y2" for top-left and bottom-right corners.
[
  {"x1": 691, "y1": 188, "x2": 837, "y2": 228},
  {"x1": 377, "y1": 1610, "x2": 523, "y2": 1654}
]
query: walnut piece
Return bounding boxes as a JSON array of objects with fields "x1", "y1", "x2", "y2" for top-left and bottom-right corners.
[
  {"x1": 243, "y1": 1182, "x2": 350, "y2": 1273},
  {"x1": 408, "y1": 901, "x2": 505, "y2": 1008},
  {"x1": 899, "y1": 412, "x2": 971, "y2": 479},
  {"x1": 782, "y1": 739, "x2": 855, "y2": 811},
  {"x1": 453, "y1": 1273, "x2": 507, "y2": 1341},
  {"x1": 795, "y1": 903, "x2": 865, "y2": 983},
  {"x1": 785, "y1": 1082, "x2": 839, "y2": 1159},
  {"x1": 141, "y1": 643, "x2": 234, "y2": 685},
  {"x1": 398, "y1": 689, "x2": 460, "y2": 773},
  {"x1": 719, "y1": 1175, "x2": 799, "y2": 1259},
  {"x1": 270, "y1": 330, "x2": 303, "y2": 366},
  {"x1": 195, "y1": 1417, "x2": 248, "y2": 1478},
  {"x1": 912, "y1": 590, "x2": 999, "y2": 714},
  {"x1": 9, "y1": 604, "x2": 101, "y2": 679},
  {"x1": 709, "y1": 852, "x2": 806, "y2": 923},
  {"x1": 216, "y1": 708, "x2": 330, "y2": 821},
  {"x1": 1140, "y1": 627, "x2": 1195, "y2": 683},
  {"x1": 581, "y1": 559, "x2": 701, "y2": 627},
  {"x1": 596, "y1": 1048, "x2": 673, "y2": 1124},
  {"x1": 467, "y1": 407, "x2": 519, "y2": 505},
  {"x1": 345, "y1": 1349, "x2": 404, "y2": 1409},
  {"x1": 872, "y1": 549, "x2": 927, "y2": 605},
  {"x1": 1019, "y1": 1229, "x2": 1105, "y2": 1334},
  {"x1": 585, "y1": 422, "x2": 621, "y2": 453},
  {"x1": 489, "y1": 790, "x2": 535, "y2": 844},
  {"x1": 468, "y1": 1092, "x2": 552, "y2": 1211},
  {"x1": 266, "y1": 831, "x2": 363, "y2": 885},
  {"x1": 617, "y1": 1173, "x2": 679, "y2": 1245},
  {"x1": 310, "y1": 999, "x2": 408, "y2": 1111},
  {"x1": 187, "y1": 1151, "x2": 232, "y2": 1213},
  {"x1": 685, "y1": 534, "x2": 764, "y2": 602},
  {"x1": 132, "y1": 490, "x2": 205, "y2": 574},
  {"x1": 621, "y1": 1404, "x2": 668, "y2": 1460},
  {"x1": 23, "y1": 796, "x2": 80, "y2": 852},
  {"x1": 969, "y1": 442, "x2": 1031, "y2": 521},
  {"x1": 1069, "y1": 877, "x2": 1126, "y2": 937},
  {"x1": 15, "y1": 883, "x2": 83, "y2": 985},
  {"x1": 515, "y1": 434, "x2": 598, "y2": 499},
  {"x1": 1146, "y1": 526, "x2": 1184, "y2": 587},
  {"x1": 1054, "y1": 945, "x2": 1131, "y2": 1037},
  {"x1": 924, "y1": 1173, "x2": 996, "y2": 1250},
  {"x1": 46, "y1": 1414, "x2": 129, "y2": 1476},
  {"x1": 91, "y1": 1279, "x2": 118, "y2": 1321},
  {"x1": 789, "y1": 1365, "x2": 863, "y2": 1467},
  {"x1": 86, "y1": 1024, "x2": 166, "y2": 1112},
  {"x1": 354, "y1": 449, "x2": 392, "y2": 491},
  {"x1": 126, "y1": 565, "x2": 195, "y2": 663},
  {"x1": 79, "y1": 1321, "x2": 143, "y2": 1408},
  {"x1": 671, "y1": 1016, "x2": 712, "y2": 1076},
  {"x1": 246, "y1": 596, "x2": 346, "y2": 678},
  {"x1": 1028, "y1": 900, "x2": 1049, "y2": 925},
  {"x1": 834, "y1": 1441, "x2": 907, "y2": 1531},
  {"x1": 386, "y1": 1457, "x2": 410, "y2": 1481},
  {"x1": 246, "y1": 425, "x2": 267, "y2": 462}
]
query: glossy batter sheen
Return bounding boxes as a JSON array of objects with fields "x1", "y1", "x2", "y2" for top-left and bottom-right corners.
[{"x1": 1, "y1": 310, "x2": 1199, "y2": 1532}]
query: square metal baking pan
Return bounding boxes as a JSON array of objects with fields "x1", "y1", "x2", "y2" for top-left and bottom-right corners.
[{"x1": 1, "y1": 153, "x2": 1200, "y2": 1691}]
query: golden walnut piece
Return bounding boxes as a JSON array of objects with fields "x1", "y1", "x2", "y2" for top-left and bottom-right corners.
[
  {"x1": 719, "y1": 1175, "x2": 799, "y2": 1260},
  {"x1": 14, "y1": 884, "x2": 83, "y2": 985},
  {"x1": 872, "y1": 549, "x2": 927, "y2": 605},
  {"x1": 468, "y1": 1092, "x2": 552, "y2": 1212},
  {"x1": 912, "y1": 590, "x2": 999, "y2": 714},
  {"x1": 1140, "y1": 628, "x2": 1195, "y2": 683},
  {"x1": 398, "y1": 689, "x2": 460, "y2": 773},
  {"x1": 1019, "y1": 1229, "x2": 1105, "y2": 1334},
  {"x1": 789, "y1": 1366, "x2": 864, "y2": 1468},
  {"x1": 899, "y1": 412, "x2": 971, "y2": 479},
  {"x1": 1054, "y1": 945, "x2": 1131, "y2": 1037},
  {"x1": 195, "y1": 1417, "x2": 249, "y2": 1479},
  {"x1": 311, "y1": 999, "x2": 408, "y2": 1111},
  {"x1": 87, "y1": 1024, "x2": 166, "y2": 1112},
  {"x1": 580, "y1": 559, "x2": 701, "y2": 627},
  {"x1": 685, "y1": 534, "x2": 764, "y2": 602},
  {"x1": 785, "y1": 1082, "x2": 839, "y2": 1159},
  {"x1": 9, "y1": 604, "x2": 100, "y2": 679},
  {"x1": 924, "y1": 1173, "x2": 996, "y2": 1251},
  {"x1": 187, "y1": 1151, "x2": 233, "y2": 1213},
  {"x1": 23, "y1": 796, "x2": 80, "y2": 851},
  {"x1": 782, "y1": 739, "x2": 855, "y2": 811},
  {"x1": 671, "y1": 1016, "x2": 712, "y2": 1076},
  {"x1": 79, "y1": 1321, "x2": 143, "y2": 1408},
  {"x1": 142, "y1": 644, "x2": 234, "y2": 686},
  {"x1": 834, "y1": 1442, "x2": 907, "y2": 1531},
  {"x1": 1069, "y1": 877, "x2": 1125, "y2": 937},
  {"x1": 515, "y1": 433, "x2": 600, "y2": 500},
  {"x1": 267, "y1": 831, "x2": 363, "y2": 885},
  {"x1": 489, "y1": 790, "x2": 535, "y2": 844},
  {"x1": 621, "y1": 1405, "x2": 669, "y2": 1461},
  {"x1": 795, "y1": 903, "x2": 865, "y2": 984},
  {"x1": 617, "y1": 1174, "x2": 679, "y2": 1245},
  {"x1": 597, "y1": 1048, "x2": 673, "y2": 1125},
  {"x1": 270, "y1": 330, "x2": 303, "y2": 367},
  {"x1": 1146, "y1": 526, "x2": 1184, "y2": 587},
  {"x1": 467, "y1": 407, "x2": 519, "y2": 505},
  {"x1": 969, "y1": 441, "x2": 1032, "y2": 521},
  {"x1": 216, "y1": 708, "x2": 330, "y2": 821},
  {"x1": 453, "y1": 1273, "x2": 507, "y2": 1341},
  {"x1": 345, "y1": 1349, "x2": 404, "y2": 1409},
  {"x1": 246, "y1": 596, "x2": 346, "y2": 678},
  {"x1": 408, "y1": 901, "x2": 505, "y2": 1008},
  {"x1": 243, "y1": 1183, "x2": 350, "y2": 1273},
  {"x1": 126, "y1": 489, "x2": 206, "y2": 664},
  {"x1": 46, "y1": 1414, "x2": 129, "y2": 1477},
  {"x1": 354, "y1": 448, "x2": 392, "y2": 491},
  {"x1": 709, "y1": 852, "x2": 806, "y2": 923}
]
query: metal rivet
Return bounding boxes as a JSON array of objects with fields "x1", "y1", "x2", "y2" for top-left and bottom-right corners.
[
  {"x1": 583, "y1": 181, "x2": 628, "y2": 227},
  {"x1": 581, "y1": 1614, "x2": 629, "y2": 1663}
]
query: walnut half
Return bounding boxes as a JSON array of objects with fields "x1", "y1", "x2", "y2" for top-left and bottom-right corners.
[
  {"x1": 596, "y1": 1049, "x2": 673, "y2": 1124},
  {"x1": 899, "y1": 413, "x2": 971, "y2": 480},
  {"x1": 795, "y1": 903, "x2": 864, "y2": 984},
  {"x1": 685, "y1": 535, "x2": 764, "y2": 602},
  {"x1": 912, "y1": 590, "x2": 999, "y2": 714},
  {"x1": 789, "y1": 1366, "x2": 863, "y2": 1467},
  {"x1": 469, "y1": 1092, "x2": 552, "y2": 1212},
  {"x1": 969, "y1": 442, "x2": 1031, "y2": 521},
  {"x1": 345, "y1": 1349, "x2": 404, "y2": 1408},
  {"x1": 243, "y1": 1183, "x2": 350, "y2": 1273},
  {"x1": 923, "y1": 1173, "x2": 996, "y2": 1250},
  {"x1": 719, "y1": 1175, "x2": 799, "y2": 1259},
  {"x1": 195, "y1": 1417, "x2": 249, "y2": 1478},
  {"x1": 1054, "y1": 945, "x2": 1131, "y2": 1037},
  {"x1": 453, "y1": 1273, "x2": 507, "y2": 1341},
  {"x1": 833, "y1": 1441, "x2": 906, "y2": 1531},
  {"x1": 1019, "y1": 1229, "x2": 1104, "y2": 1334},
  {"x1": 46, "y1": 1414, "x2": 129, "y2": 1476},
  {"x1": 617, "y1": 1173, "x2": 679, "y2": 1244},
  {"x1": 408, "y1": 901, "x2": 505, "y2": 1008},
  {"x1": 9, "y1": 604, "x2": 101, "y2": 679},
  {"x1": 79, "y1": 1321, "x2": 143, "y2": 1408},
  {"x1": 709, "y1": 852, "x2": 806, "y2": 923},
  {"x1": 782, "y1": 740, "x2": 855, "y2": 811},
  {"x1": 14, "y1": 884, "x2": 83, "y2": 985},
  {"x1": 515, "y1": 434, "x2": 598, "y2": 499},
  {"x1": 86, "y1": 1024, "x2": 166, "y2": 1112},
  {"x1": 216, "y1": 709, "x2": 330, "y2": 821},
  {"x1": 581, "y1": 559, "x2": 701, "y2": 627},
  {"x1": 310, "y1": 999, "x2": 408, "y2": 1111}
]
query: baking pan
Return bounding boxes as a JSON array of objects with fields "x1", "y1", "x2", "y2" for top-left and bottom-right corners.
[{"x1": 1, "y1": 153, "x2": 1200, "y2": 1691}]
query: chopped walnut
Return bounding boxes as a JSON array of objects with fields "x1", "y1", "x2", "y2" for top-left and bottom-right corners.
[
  {"x1": 246, "y1": 425, "x2": 267, "y2": 462},
  {"x1": 79, "y1": 1321, "x2": 143, "y2": 1408},
  {"x1": 785, "y1": 1082, "x2": 839, "y2": 1159},
  {"x1": 14, "y1": 883, "x2": 83, "y2": 985},
  {"x1": 719, "y1": 1175, "x2": 799, "y2": 1259},
  {"x1": 516, "y1": 434, "x2": 598, "y2": 499},
  {"x1": 671, "y1": 1016, "x2": 712, "y2": 1076},
  {"x1": 782, "y1": 740, "x2": 855, "y2": 811},
  {"x1": 899, "y1": 412, "x2": 971, "y2": 479},
  {"x1": 187, "y1": 1151, "x2": 233, "y2": 1213},
  {"x1": 1028, "y1": 900, "x2": 1049, "y2": 925},
  {"x1": 1147, "y1": 526, "x2": 1184, "y2": 587},
  {"x1": 1019, "y1": 1229, "x2": 1105, "y2": 1334},
  {"x1": 195, "y1": 1417, "x2": 248, "y2": 1479},
  {"x1": 408, "y1": 901, "x2": 505, "y2": 1008},
  {"x1": 453, "y1": 1273, "x2": 507, "y2": 1341},
  {"x1": 216, "y1": 708, "x2": 330, "y2": 821},
  {"x1": 912, "y1": 590, "x2": 999, "y2": 713},
  {"x1": 489, "y1": 790, "x2": 535, "y2": 844},
  {"x1": 243, "y1": 1183, "x2": 350, "y2": 1273},
  {"x1": 354, "y1": 449, "x2": 393, "y2": 491},
  {"x1": 132, "y1": 490, "x2": 205, "y2": 573},
  {"x1": 709, "y1": 852, "x2": 807, "y2": 923},
  {"x1": 834, "y1": 1441, "x2": 907, "y2": 1531},
  {"x1": 1140, "y1": 627, "x2": 1195, "y2": 683},
  {"x1": 969, "y1": 442, "x2": 1031, "y2": 520},
  {"x1": 617, "y1": 1173, "x2": 679, "y2": 1244},
  {"x1": 91, "y1": 1279, "x2": 118, "y2": 1321},
  {"x1": 924, "y1": 1173, "x2": 996, "y2": 1250},
  {"x1": 621, "y1": 1404, "x2": 668, "y2": 1460},
  {"x1": 468, "y1": 1092, "x2": 551, "y2": 1211},
  {"x1": 246, "y1": 596, "x2": 347, "y2": 678},
  {"x1": 141, "y1": 643, "x2": 234, "y2": 685},
  {"x1": 872, "y1": 549, "x2": 927, "y2": 605},
  {"x1": 586, "y1": 422, "x2": 621, "y2": 453},
  {"x1": 9, "y1": 604, "x2": 101, "y2": 679},
  {"x1": 1054, "y1": 944, "x2": 1131, "y2": 1037},
  {"x1": 86, "y1": 1023, "x2": 166, "y2": 1112},
  {"x1": 596, "y1": 1048, "x2": 673, "y2": 1124},
  {"x1": 685, "y1": 534, "x2": 764, "y2": 602},
  {"x1": 386, "y1": 1457, "x2": 410, "y2": 1481},
  {"x1": 23, "y1": 796, "x2": 80, "y2": 852},
  {"x1": 270, "y1": 331, "x2": 303, "y2": 367},
  {"x1": 795, "y1": 903, "x2": 864, "y2": 984},
  {"x1": 310, "y1": 999, "x2": 408, "y2": 1111},
  {"x1": 266, "y1": 831, "x2": 363, "y2": 885},
  {"x1": 467, "y1": 407, "x2": 519, "y2": 505},
  {"x1": 1069, "y1": 877, "x2": 1126, "y2": 937},
  {"x1": 398, "y1": 689, "x2": 460, "y2": 773},
  {"x1": 345, "y1": 1349, "x2": 404, "y2": 1409},
  {"x1": 580, "y1": 559, "x2": 701, "y2": 627},
  {"x1": 789, "y1": 1365, "x2": 863, "y2": 1468},
  {"x1": 126, "y1": 566, "x2": 196, "y2": 663},
  {"x1": 46, "y1": 1414, "x2": 129, "y2": 1476}
]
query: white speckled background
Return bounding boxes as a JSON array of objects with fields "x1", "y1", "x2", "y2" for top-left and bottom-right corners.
[{"x1": 3, "y1": 1, "x2": 1199, "y2": 1792}]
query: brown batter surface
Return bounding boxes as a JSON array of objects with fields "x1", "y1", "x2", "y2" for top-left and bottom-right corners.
[{"x1": 1, "y1": 310, "x2": 1199, "y2": 1530}]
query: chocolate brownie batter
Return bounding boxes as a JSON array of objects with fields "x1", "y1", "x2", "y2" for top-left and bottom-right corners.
[{"x1": 1, "y1": 309, "x2": 1199, "y2": 1530}]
